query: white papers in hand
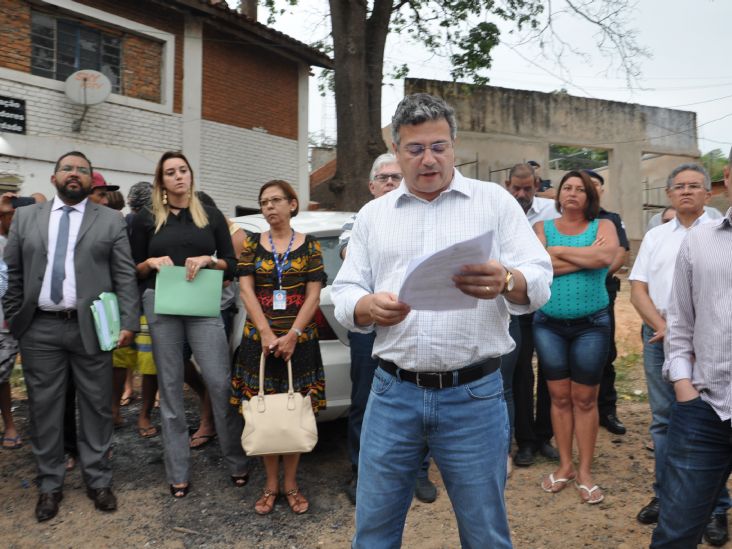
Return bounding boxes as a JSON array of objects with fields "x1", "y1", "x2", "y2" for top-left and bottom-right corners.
[{"x1": 398, "y1": 231, "x2": 494, "y2": 311}]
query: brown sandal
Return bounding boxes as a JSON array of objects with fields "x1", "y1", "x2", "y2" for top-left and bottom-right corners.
[
  {"x1": 284, "y1": 487, "x2": 309, "y2": 514},
  {"x1": 254, "y1": 488, "x2": 277, "y2": 515}
]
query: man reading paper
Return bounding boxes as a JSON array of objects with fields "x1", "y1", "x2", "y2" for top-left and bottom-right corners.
[{"x1": 332, "y1": 93, "x2": 552, "y2": 549}]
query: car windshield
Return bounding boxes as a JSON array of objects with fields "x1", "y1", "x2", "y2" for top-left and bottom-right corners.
[{"x1": 317, "y1": 236, "x2": 342, "y2": 286}]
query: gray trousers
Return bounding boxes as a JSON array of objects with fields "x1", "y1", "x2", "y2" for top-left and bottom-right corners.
[
  {"x1": 19, "y1": 314, "x2": 113, "y2": 493},
  {"x1": 143, "y1": 290, "x2": 249, "y2": 484}
]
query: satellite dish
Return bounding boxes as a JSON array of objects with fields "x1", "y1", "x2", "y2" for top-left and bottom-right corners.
[{"x1": 64, "y1": 70, "x2": 112, "y2": 106}]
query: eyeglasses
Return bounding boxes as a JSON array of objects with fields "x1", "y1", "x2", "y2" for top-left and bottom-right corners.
[
  {"x1": 259, "y1": 196, "x2": 288, "y2": 208},
  {"x1": 373, "y1": 173, "x2": 402, "y2": 183},
  {"x1": 58, "y1": 165, "x2": 91, "y2": 176},
  {"x1": 402, "y1": 142, "x2": 451, "y2": 157},
  {"x1": 670, "y1": 183, "x2": 704, "y2": 192}
]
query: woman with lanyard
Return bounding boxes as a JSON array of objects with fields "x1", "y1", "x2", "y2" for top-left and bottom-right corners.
[
  {"x1": 130, "y1": 151, "x2": 250, "y2": 498},
  {"x1": 230, "y1": 180, "x2": 326, "y2": 515}
]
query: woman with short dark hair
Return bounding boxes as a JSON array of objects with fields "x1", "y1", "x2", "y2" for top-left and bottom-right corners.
[
  {"x1": 230, "y1": 180, "x2": 326, "y2": 515},
  {"x1": 532, "y1": 170, "x2": 618, "y2": 505}
]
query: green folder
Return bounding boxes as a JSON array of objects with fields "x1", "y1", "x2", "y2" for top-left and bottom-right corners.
[
  {"x1": 90, "y1": 292, "x2": 120, "y2": 351},
  {"x1": 154, "y1": 266, "x2": 223, "y2": 318}
]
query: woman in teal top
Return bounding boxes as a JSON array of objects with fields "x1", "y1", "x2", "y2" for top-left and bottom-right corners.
[{"x1": 532, "y1": 170, "x2": 618, "y2": 505}]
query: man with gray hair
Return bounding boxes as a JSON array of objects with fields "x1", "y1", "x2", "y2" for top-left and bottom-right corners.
[
  {"x1": 630, "y1": 163, "x2": 730, "y2": 539},
  {"x1": 650, "y1": 149, "x2": 732, "y2": 548},
  {"x1": 332, "y1": 93, "x2": 552, "y2": 548},
  {"x1": 339, "y1": 153, "x2": 437, "y2": 506}
]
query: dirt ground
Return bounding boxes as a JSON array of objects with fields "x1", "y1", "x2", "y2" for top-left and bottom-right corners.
[{"x1": 0, "y1": 274, "x2": 727, "y2": 548}]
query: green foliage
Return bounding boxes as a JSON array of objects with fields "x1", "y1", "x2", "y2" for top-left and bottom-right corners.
[
  {"x1": 701, "y1": 149, "x2": 727, "y2": 181},
  {"x1": 549, "y1": 144, "x2": 609, "y2": 171}
]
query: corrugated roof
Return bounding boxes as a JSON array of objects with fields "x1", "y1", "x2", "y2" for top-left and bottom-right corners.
[{"x1": 173, "y1": 0, "x2": 332, "y2": 69}]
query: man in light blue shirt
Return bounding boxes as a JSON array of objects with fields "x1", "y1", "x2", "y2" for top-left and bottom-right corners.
[{"x1": 332, "y1": 93, "x2": 552, "y2": 548}]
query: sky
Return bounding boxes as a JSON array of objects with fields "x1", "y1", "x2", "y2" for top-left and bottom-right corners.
[{"x1": 227, "y1": 0, "x2": 732, "y2": 155}]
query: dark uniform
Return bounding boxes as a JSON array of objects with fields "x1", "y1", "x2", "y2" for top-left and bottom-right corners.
[{"x1": 597, "y1": 208, "x2": 630, "y2": 425}]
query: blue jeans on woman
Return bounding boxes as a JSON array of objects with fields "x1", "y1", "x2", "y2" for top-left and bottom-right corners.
[
  {"x1": 532, "y1": 308, "x2": 610, "y2": 385},
  {"x1": 353, "y1": 367, "x2": 511, "y2": 549},
  {"x1": 652, "y1": 397, "x2": 732, "y2": 547}
]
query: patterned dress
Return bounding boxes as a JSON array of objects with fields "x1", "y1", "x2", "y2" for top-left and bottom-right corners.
[{"x1": 230, "y1": 233, "x2": 327, "y2": 412}]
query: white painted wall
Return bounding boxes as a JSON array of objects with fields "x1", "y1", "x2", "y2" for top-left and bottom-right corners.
[{"x1": 199, "y1": 120, "x2": 299, "y2": 216}]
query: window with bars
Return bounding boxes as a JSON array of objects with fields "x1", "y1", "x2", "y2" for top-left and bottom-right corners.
[{"x1": 30, "y1": 12, "x2": 122, "y2": 94}]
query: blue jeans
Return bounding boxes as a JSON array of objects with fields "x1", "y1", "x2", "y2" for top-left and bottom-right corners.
[
  {"x1": 642, "y1": 323, "x2": 675, "y2": 497},
  {"x1": 651, "y1": 398, "x2": 732, "y2": 547},
  {"x1": 347, "y1": 332, "x2": 430, "y2": 478},
  {"x1": 353, "y1": 367, "x2": 511, "y2": 549},
  {"x1": 641, "y1": 324, "x2": 730, "y2": 515},
  {"x1": 532, "y1": 308, "x2": 610, "y2": 385}
]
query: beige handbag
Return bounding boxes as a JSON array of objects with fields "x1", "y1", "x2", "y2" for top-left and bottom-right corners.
[{"x1": 240, "y1": 353, "x2": 318, "y2": 456}]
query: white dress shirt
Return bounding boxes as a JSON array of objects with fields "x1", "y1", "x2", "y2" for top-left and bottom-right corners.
[
  {"x1": 663, "y1": 208, "x2": 732, "y2": 420},
  {"x1": 332, "y1": 170, "x2": 553, "y2": 371},
  {"x1": 38, "y1": 196, "x2": 87, "y2": 311},
  {"x1": 628, "y1": 212, "x2": 712, "y2": 318},
  {"x1": 526, "y1": 196, "x2": 560, "y2": 225}
]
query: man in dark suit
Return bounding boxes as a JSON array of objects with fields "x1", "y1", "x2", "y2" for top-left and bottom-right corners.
[{"x1": 3, "y1": 151, "x2": 139, "y2": 522}]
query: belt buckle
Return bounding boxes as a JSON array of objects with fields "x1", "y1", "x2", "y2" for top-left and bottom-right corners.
[
  {"x1": 61, "y1": 310, "x2": 74, "y2": 320},
  {"x1": 415, "y1": 372, "x2": 443, "y2": 389}
]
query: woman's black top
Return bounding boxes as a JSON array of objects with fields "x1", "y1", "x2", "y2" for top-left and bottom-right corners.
[{"x1": 130, "y1": 205, "x2": 235, "y2": 290}]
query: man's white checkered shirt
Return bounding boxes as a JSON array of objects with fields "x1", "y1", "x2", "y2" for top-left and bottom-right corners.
[{"x1": 331, "y1": 170, "x2": 552, "y2": 372}]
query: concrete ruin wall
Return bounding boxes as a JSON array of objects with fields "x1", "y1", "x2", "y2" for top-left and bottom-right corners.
[{"x1": 405, "y1": 78, "x2": 700, "y2": 249}]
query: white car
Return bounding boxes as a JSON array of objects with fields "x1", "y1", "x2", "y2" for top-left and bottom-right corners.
[{"x1": 231, "y1": 211, "x2": 354, "y2": 422}]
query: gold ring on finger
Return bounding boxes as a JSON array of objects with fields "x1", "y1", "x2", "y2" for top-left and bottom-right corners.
[{"x1": 485, "y1": 286, "x2": 491, "y2": 295}]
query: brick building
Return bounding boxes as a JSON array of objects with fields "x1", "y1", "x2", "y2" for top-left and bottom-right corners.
[{"x1": 0, "y1": 0, "x2": 331, "y2": 214}]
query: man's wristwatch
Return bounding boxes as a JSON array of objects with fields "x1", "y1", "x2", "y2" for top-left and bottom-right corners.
[
  {"x1": 501, "y1": 268, "x2": 515, "y2": 294},
  {"x1": 292, "y1": 327, "x2": 303, "y2": 337}
]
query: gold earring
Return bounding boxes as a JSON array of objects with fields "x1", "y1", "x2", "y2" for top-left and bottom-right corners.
[{"x1": 162, "y1": 190, "x2": 168, "y2": 205}]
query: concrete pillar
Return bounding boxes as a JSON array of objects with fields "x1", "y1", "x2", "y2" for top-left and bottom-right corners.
[
  {"x1": 607, "y1": 143, "x2": 643, "y2": 253},
  {"x1": 297, "y1": 64, "x2": 310, "y2": 206},
  {"x1": 182, "y1": 16, "x2": 203, "y2": 175}
]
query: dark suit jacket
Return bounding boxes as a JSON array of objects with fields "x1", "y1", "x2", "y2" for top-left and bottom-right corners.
[{"x1": 2, "y1": 199, "x2": 140, "y2": 355}]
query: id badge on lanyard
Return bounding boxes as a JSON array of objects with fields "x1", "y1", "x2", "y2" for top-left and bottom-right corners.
[{"x1": 270, "y1": 230, "x2": 295, "y2": 311}]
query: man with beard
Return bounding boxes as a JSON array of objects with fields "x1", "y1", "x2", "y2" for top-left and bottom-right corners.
[{"x1": 3, "y1": 151, "x2": 139, "y2": 522}]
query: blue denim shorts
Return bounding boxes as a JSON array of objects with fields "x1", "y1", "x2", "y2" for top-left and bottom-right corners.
[{"x1": 532, "y1": 307, "x2": 610, "y2": 385}]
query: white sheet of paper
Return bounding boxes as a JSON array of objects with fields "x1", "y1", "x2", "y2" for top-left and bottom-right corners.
[{"x1": 398, "y1": 231, "x2": 494, "y2": 311}]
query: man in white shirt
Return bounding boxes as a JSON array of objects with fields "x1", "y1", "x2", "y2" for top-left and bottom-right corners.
[
  {"x1": 503, "y1": 163, "x2": 560, "y2": 468},
  {"x1": 630, "y1": 163, "x2": 729, "y2": 533},
  {"x1": 332, "y1": 93, "x2": 552, "y2": 548}
]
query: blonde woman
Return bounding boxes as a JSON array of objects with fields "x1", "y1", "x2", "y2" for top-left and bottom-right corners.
[{"x1": 130, "y1": 151, "x2": 249, "y2": 498}]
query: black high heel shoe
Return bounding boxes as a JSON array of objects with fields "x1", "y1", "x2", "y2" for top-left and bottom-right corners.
[
  {"x1": 231, "y1": 473, "x2": 250, "y2": 488},
  {"x1": 170, "y1": 483, "x2": 190, "y2": 498}
]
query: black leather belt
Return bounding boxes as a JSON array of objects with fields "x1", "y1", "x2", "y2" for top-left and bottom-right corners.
[
  {"x1": 378, "y1": 357, "x2": 501, "y2": 389},
  {"x1": 36, "y1": 309, "x2": 77, "y2": 320}
]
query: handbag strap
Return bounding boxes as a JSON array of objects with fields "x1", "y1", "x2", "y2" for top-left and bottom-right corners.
[{"x1": 258, "y1": 352, "x2": 295, "y2": 396}]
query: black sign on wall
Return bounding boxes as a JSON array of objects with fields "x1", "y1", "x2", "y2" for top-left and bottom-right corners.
[{"x1": 0, "y1": 96, "x2": 26, "y2": 134}]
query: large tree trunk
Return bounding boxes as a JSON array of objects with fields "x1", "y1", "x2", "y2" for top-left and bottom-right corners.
[{"x1": 328, "y1": 0, "x2": 390, "y2": 211}]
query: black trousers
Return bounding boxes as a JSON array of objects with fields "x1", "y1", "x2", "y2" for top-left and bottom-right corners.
[
  {"x1": 64, "y1": 376, "x2": 78, "y2": 457},
  {"x1": 511, "y1": 313, "x2": 552, "y2": 449},
  {"x1": 597, "y1": 280, "x2": 619, "y2": 416}
]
